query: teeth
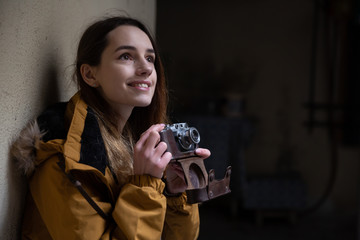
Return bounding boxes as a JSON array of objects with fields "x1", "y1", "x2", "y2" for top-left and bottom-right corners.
[{"x1": 135, "y1": 83, "x2": 149, "y2": 88}]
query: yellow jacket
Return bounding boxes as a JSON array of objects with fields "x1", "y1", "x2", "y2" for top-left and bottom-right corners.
[{"x1": 12, "y1": 93, "x2": 199, "y2": 240}]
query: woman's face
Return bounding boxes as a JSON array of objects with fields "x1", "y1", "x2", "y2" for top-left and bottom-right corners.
[{"x1": 92, "y1": 25, "x2": 157, "y2": 112}]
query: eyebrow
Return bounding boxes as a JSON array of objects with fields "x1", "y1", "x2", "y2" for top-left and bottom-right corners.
[{"x1": 114, "y1": 45, "x2": 155, "y2": 54}]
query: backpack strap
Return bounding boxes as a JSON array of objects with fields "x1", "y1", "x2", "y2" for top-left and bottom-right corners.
[{"x1": 57, "y1": 158, "x2": 112, "y2": 221}]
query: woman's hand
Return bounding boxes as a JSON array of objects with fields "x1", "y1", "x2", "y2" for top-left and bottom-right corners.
[
  {"x1": 165, "y1": 148, "x2": 211, "y2": 194},
  {"x1": 133, "y1": 124, "x2": 172, "y2": 179}
]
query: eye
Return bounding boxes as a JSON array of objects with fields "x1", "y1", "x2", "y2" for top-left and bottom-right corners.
[
  {"x1": 146, "y1": 55, "x2": 155, "y2": 63},
  {"x1": 119, "y1": 53, "x2": 133, "y2": 61}
]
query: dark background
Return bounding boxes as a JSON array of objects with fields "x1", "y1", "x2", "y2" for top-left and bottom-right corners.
[{"x1": 157, "y1": 0, "x2": 359, "y2": 239}]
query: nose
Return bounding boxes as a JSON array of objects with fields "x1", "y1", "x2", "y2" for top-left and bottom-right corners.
[{"x1": 135, "y1": 59, "x2": 153, "y2": 77}]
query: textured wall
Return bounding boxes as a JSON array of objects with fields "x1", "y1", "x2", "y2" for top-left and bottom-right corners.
[{"x1": 0, "y1": 0, "x2": 156, "y2": 238}]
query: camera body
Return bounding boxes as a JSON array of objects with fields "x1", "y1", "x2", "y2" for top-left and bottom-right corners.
[
  {"x1": 160, "y1": 123, "x2": 200, "y2": 160},
  {"x1": 160, "y1": 123, "x2": 231, "y2": 204}
]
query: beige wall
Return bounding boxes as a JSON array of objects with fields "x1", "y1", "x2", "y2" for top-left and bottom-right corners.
[{"x1": 0, "y1": 0, "x2": 156, "y2": 238}]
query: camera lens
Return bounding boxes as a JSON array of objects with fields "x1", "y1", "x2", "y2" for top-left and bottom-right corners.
[{"x1": 189, "y1": 128, "x2": 200, "y2": 144}]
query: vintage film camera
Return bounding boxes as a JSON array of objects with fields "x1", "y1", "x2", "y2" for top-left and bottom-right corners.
[{"x1": 160, "y1": 123, "x2": 231, "y2": 204}]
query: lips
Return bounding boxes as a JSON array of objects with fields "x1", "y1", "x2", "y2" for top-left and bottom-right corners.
[
  {"x1": 128, "y1": 80, "x2": 151, "y2": 89},
  {"x1": 132, "y1": 83, "x2": 149, "y2": 88}
]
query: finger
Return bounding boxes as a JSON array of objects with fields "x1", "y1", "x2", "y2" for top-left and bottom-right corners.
[
  {"x1": 162, "y1": 151, "x2": 172, "y2": 162},
  {"x1": 154, "y1": 142, "x2": 168, "y2": 158},
  {"x1": 143, "y1": 130, "x2": 161, "y2": 150},
  {"x1": 138, "y1": 124, "x2": 164, "y2": 147},
  {"x1": 158, "y1": 152, "x2": 172, "y2": 169},
  {"x1": 140, "y1": 124, "x2": 165, "y2": 138},
  {"x1": 168, "y1": 164, "x2": 184, "y2": 178},
  {"x1": 145, "y1": 123, "x2": 165, "y2": 135},
  {"x1": 195, "y1": 148, "x2": 211, "y2": 159},
  {"x1": 154, "y1": 152, "x2": 172, "y2": 177},
  {"x1": 154, "y1": 123, "x2": 166, "y2": 132},
  {"x1": 166, "y1": 164, "x2": 185, "y2": 184},
  {"x1": 168, "y1": 162, "x2": 182, "y2": 171}
]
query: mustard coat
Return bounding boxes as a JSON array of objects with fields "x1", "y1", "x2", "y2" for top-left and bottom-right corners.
[{"x1": 12, "y1": 93, "x2": 199, "y2": 239}]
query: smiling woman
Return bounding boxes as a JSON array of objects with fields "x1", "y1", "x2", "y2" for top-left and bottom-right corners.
[
  {"x1": 81, "y1": 25, "x2": 158, "y2": 128},
  {"x1": 10, "y1": 16, "x2": 211, "y2": 239}
]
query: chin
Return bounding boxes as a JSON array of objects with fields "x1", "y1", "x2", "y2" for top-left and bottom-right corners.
[
  {"x1": 137, "y1": 102, "x2": 152, "y2": 107},
  {"x1": 135, "y1": 100, "x2": 153, "y2": 107},
  {"x1": 137, "y1": 95, "x2": 154, "y2": 106}
]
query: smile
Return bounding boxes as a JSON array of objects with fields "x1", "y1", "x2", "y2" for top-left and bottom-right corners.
[
  {"x1": 128, "y1": 81, "x2": 151, "y2": 90},
  {"x1": 134, "y1": 83, "x2": 149, "y2": 88}
]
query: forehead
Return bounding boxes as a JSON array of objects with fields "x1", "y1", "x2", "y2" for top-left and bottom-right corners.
[{"x1": 106, "y1": 25, "x2": 153, "y2": 49}]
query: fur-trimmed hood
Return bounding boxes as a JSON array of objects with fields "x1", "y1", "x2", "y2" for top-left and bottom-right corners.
[
  {"x1": 10, "y1": 120, "x2": 44, "y2": 176},
  {"x1": 10, "y1": 93, "x2": 109, "y2": 177}
]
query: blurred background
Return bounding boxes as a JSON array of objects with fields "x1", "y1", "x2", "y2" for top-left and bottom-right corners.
[{"x1": 157, "y1": 0, "x2": 359, "y2": 239}]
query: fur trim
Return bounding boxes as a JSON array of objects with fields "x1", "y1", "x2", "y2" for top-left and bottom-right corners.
[{"x1": 10, "y1": 121, "x2": 44, "y2": 176}]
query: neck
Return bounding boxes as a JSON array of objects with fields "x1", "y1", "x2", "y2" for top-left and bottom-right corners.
[
  {"x1": 96, "y1": 91, "x2": 134, "y2": 133},
  {"x1": 112, "y1": 105, "x2": 134, "y2": 133}
]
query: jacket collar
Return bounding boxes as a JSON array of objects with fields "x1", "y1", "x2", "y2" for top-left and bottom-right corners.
[{"x1": 11, "y1": 92, "x2": 109, "y2": 176}]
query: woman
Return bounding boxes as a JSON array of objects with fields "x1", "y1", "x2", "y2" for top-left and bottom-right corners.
[{"x1": 11, "y1": 16, "x2": 210, "y2": 239}]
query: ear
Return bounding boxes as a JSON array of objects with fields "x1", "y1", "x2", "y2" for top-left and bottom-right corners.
[{"x1": 80, "y1": 64, "x2": 99, "y2": 87}]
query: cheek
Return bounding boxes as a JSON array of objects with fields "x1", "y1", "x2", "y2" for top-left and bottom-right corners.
[
  {"x1": 152, "y1": 71, "x2": 157, "y2": 86},
  {"x1": 152, "y1": 77, "x2": 157, "y2": 95},
  {"x1": 99, "y1": 69, "x2": 127, "y2": 88}
]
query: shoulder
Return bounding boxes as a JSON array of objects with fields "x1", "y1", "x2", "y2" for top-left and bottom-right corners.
[{"x1": 10, "y1": 102, "x2": 68, "y2": 176}]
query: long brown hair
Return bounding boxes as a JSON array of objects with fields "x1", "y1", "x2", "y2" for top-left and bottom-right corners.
[{"x1": 74, "y1": 16, "x2": 168, "y2": 183}]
